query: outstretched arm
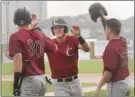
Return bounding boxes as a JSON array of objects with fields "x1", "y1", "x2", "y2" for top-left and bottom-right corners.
[
  {"x1": 71, "y1": 26, "x2": 90, "y2": 52},
  {"x1": 100, "y1": 11, "x2": 107, "y2": 30},
  {"x1": 9, "y1": 35, "x2": 23, "y2": 96}
]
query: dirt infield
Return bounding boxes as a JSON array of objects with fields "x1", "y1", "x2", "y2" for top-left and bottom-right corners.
[{"x1": 2, "y1": 73, "x2": 134, "y2": 84}]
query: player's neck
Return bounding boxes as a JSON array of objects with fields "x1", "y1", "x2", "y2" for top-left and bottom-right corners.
[
  {"x1": 110, "y1": 34, "x2": 120, "y2": 40},
  {"x1": 18, "y1": 25, "x2": 32, "y2": 30},
  {"x1": 56, "y1": 35, "x2": 66, "y2": 44}
]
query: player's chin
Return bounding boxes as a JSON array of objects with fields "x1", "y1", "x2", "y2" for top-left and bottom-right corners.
[{"x1": 55, "y1": 34, "x2": 64, "y2": 38}]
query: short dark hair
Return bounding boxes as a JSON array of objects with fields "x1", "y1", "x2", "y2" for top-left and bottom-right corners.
[{"x1": 106, "y1": 18, "x2": 121, "y2": 35}]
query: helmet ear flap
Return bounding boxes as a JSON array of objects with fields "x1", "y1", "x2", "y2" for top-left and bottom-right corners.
[
  {"x1": 51, "y1": 27, "x2": 55, "y2": 35},
  {"x1": 64, "y1": 26, "x2": 68, "y2": 33}
]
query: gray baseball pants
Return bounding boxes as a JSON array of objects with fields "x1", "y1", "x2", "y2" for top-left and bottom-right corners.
[
  {"x1": 52, "y1": 76, "x2": 83, "y2": 96},
  {"x1": 20, "y1": 75, "x2": 47, "y2": 96}
]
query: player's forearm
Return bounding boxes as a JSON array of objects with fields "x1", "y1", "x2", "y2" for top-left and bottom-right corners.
[
  {"x1": 96, "y1": 76, "x2": 106, "y2": 90},
  {"x1": 100, "y1": 17, "x2": 107, "y2": 30},
  {"x1": 97, "y1": 71, "x2": 112, "y2": 89},
  {"x1": 45, "y1": 36, "x2": 58, "y2": 53},
  {"x1": 13, "y1": 53, "x2": 23, "y2": 72},
  {"x1": 101, "y1": 20, "x2": 106, "y2": 30},
  {"x1": 31, "y1": 22, "x2": 43, "y2": 32},
  {"x1": 13, "y1": 53, "x2": 23, "y2": 95},
  {"x1": 79, "y1": 42, "x2": 90, "y2": 52},
  {"x1": 78, "y1": 36, "x2": 90, "y2": 52}
]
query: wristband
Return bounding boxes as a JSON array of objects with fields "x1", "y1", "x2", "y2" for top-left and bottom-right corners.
[
  {"x1": 78, "y1": 36, "x2": 85, "y2": 44},
  {"x1": 34, "y1": 27, "x2": 42, "y2": 32},
  {"x1": 13, "y1": 72, "x2": 21, "y2": 91}
]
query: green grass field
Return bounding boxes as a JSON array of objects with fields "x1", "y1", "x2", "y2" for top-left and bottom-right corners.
[
  {"x1": 2, "y1": 81, "x2": 53, "y2": 96},
  {"x1": 2, "y1": 81, "x2": 134, "y2": 96},
  {"x1": 2, "y1": 59, "x2": 134, "y2": 75},
  {"x1": 84, "y1": 88, "x2": 134, "y2": 96},
  {"x1": 2, "y1": 81, "x2": 97, "y2": 96},
  {"x1": 2, "y1": 59, "x2": 134, "y2": 96}
]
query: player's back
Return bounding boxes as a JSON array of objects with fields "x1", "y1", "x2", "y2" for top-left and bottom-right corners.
[
  {"x1": 12, "y1": 28, "x2": 47, "y2": 75},
  {"x1": 104, "y1": 36, "x2": 129, "y2": 82}
]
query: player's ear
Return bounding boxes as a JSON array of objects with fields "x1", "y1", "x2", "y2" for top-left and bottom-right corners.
[
  {"x1": 106, "y1": 26, "x2": 111, "y2": 33},
  {"x1": 109, "y1": 28, "x2": 113, "y2": 34}
]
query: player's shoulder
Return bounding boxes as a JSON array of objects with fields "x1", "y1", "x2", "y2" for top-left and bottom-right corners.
[
  {"x1": 120, "y1": 36, "x2": 127, "y2": 43},
  {"x1": 105, "y1": 40, "x2": 115, "y2": 52},
  {"x1": 105, "y1": 40, "x2": 120, "y2": 54},
  {"x1": 66, "y1": 34, "x2": 78, "y2": 41},
  {"x1": 103, "y1": 46, "x2": 117, "y2": 57},
  {"x1": 65, "y1": 35, "x2": 79, "y2": 46},
  {"x1": 11, "y1": 29, "x2": 26, "y2": 36},
  {"x1": 107, "y1": 41, "x2": 115, "y2": 49},
  {"x1": 9, "y1": 31, "x2": 18, "y2": 40},
  {"x1": 35, "y1": 30, "x2": 46, "y2": 37},
  {"x1": 11, "y1": 29, "x2": 27, "y2": 38},
  {"x1": 109, "y1": 36, "x2": 126, "y2": 45}
]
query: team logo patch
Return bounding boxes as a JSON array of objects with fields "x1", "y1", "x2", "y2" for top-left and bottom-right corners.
[
  {"x1": 66, "y1": 46, "x2": 74, "y2": 56},
  {"x1": 53, "y1": 19, "x2": 58, "y2": 25}
]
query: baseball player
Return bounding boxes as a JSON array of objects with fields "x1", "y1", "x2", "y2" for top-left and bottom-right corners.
[
  {"x1": 45, "y1": 18, "x2": 90, "y2": 96},
  {"x1": 8, "y1": 7, "x2": 58, "y2": 96},
  {"x1": 89, "y1": 3, "x2": 132, "y2": 97}
]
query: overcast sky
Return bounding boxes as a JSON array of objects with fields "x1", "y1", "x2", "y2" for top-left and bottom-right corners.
[{"x1": 47, "y1": 1, "x2": 134, "y2": 20}]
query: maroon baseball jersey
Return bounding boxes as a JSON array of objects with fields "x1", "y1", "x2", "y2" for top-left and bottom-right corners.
[
  {"x1": 103, "y1": 36, "x2": 129, "y2": 82},
  {"x1": 47, "y1": 35, "x2": 80, "y2": 78},
  {"x1": 9, "y1": 28, "x2": 58, "y2": 75}
]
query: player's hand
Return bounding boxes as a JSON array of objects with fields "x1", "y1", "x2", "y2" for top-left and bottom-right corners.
[
  {"x1": 13, "y1": 88, "x2": 21, "y2": 96},
  {"x1": 100, "y1": 10, "x2": 106, "y2": 20},
  {"x1": 31, "y1": 14, "x2": 40, "y2": 28},
  {"x1": 45, "y1": 76, "x2": 52, "y2": 85},
  {"x1": 5, "y1": 49, "x2": 13, "y2": 60},
  {"x1": 93, "y1": 88, "x2": 101, "y2": 97},
  {"x1": 71, "y1": 25, "x2": 80, "y2": 36}
]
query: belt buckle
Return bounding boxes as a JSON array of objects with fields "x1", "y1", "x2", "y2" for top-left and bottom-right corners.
[
  {"x1": 74, "y1": 75, "x2": 77, "y2": 79},
  {"x1": 57, "y1": 75, "x2": 77, "y2": 82},
  {"x1": 65, "y1": 77, "x2": 72, "y2": 82},
  {"x1": 65, "y1": 78, "x2": 68, "y2": 82},
  {"x1": 57, "y1": 79, "x2": 63, "y2": 82},
  {"x1": 67, "y1": 75, "x2": 77, "y2": 82}
]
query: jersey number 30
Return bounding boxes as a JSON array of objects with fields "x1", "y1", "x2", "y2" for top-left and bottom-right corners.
[{"x1": 27, "y1": 39, "x2": 43, "y2": 57}]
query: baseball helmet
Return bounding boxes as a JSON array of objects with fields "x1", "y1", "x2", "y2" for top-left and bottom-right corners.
[
  {"x1": 14, "y1": 7, "x2": 32, "y2": 26},
  {"x1": 51, "y1": 18, "x2": 68, "y2": 35},
  {"x1": 88, "y1": 2, "x2": 107, "y2": 22}
]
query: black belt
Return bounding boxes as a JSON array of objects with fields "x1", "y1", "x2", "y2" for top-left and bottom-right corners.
[
  {"x1": 121, "y1": 78, "x2": 125, "y2": 80},
  {"x1": 57, "y1": 75, "x2": 78, "y2": 82},
  {"x1": 109, "y1": 78, "x2": 126, "y2": 83}
]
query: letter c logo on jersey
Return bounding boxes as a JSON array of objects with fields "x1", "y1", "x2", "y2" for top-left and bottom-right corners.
[{"x1": 66, "y1": 46, "x2": 74, "y2": 56}]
